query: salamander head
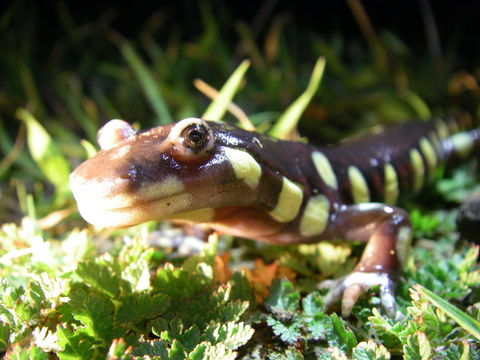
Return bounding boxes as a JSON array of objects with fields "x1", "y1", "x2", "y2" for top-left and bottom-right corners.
[{"x1": 70, "y1": 118, "x2": 263, "y2": 228}]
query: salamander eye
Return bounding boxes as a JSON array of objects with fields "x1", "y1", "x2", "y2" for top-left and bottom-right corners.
[
  {"x1": 181, "y1": 123, "x2": 210, "y2": 151},
  {"x1": 167, "y1": 118, "x2": 215, "y2": 161}
]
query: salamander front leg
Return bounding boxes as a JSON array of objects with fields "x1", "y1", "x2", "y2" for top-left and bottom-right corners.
[{"x1": 320, "y1": 203, "x2": 412, "y2": 317}]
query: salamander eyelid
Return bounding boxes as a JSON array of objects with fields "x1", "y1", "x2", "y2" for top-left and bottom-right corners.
[{"x1": 166, "y1": 117, "x2": 215, "y2": 160}]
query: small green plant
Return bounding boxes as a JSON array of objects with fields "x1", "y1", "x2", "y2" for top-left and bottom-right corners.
[{"x1": 0, "y1": 224, "x2": 255, "y2": 359}]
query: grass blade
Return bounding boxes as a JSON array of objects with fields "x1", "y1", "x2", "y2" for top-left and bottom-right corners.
[
  {"x1": 0, "y1": 122, "x2": 25, "y2": 178},
  {"x1": 398, "y1": 89, "x2": 431, "y2": 119},
  {"x1": 17, "y1": 109, "x2": 70, "y2": 195},
  {"x1": 269, "y1": 57, "x2": 326, "y2": 139},
  {"x1": 194, "y1": 79, "x2": 254, "y2": 130},
  {"x1": 80, "y1": 140, "x2": 98, "y2": 159},
  {"x1": 415, "y1": 285, "x2": 480, "y2": 341},
  {"x1": 118, "y1": 40, "x2": 173, "y2": 124},
  {"x1": 202, "y1": 60, "x2": 250, "y2": 122},
  {"x1": 57, "y1": 79, "x2": 98, "y2": 141},
  {"x1": 18, "y1": 58, "x2": 45, "y2": 118},
  {"x1": 0, "y1": 119, "x2": 42, "y2": 179}
]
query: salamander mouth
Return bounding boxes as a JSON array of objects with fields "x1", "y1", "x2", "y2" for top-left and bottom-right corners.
[
  {"x1": 70, "y1": 170, "x2": 189, "y2": 209},
  {"x1": 70, "y1": 173, "x2": 256, "y2": 228},
  {"x1": 76, "y1": 192, "x2": 195, "y2": 228}
]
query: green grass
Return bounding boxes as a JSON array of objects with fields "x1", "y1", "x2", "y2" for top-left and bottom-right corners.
[{"x1": 1, "y1": 1, "x2": 480, "y2": 358}]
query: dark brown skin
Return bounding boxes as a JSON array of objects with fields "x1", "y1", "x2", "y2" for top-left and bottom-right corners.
[{"x1": 70, "y1": 116, "x2": 479, "y2": 317}]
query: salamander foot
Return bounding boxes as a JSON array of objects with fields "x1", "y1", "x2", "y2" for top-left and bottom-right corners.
[{"x1": 319, "y1": 271, "x2": 396, "y2": 317}]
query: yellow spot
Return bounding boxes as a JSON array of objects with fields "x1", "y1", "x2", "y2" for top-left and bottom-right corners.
[
  {"x1": 223, "y1": 147, "x2": 262, "y2": 188},
  {"x1": 103, "y1": 175, "x2": 186, "y2": 208},
  {"x1": 409, "y1": 148, "x2": 425, "y2": 191},
  {"x1": 451, "y1": 133, "x2": 474, "y2": 158},
  {"x1": 396, "y1": 226, "x2": 412, "y2": 264},
  {"x1": 348, "y1": 166, "x2": 370, "y2": 203},
  {"x1": 312, "y1": 152, "x2": 338, "y2": 189},
  {"x1": 142, "y1": 175, "x2": 185, "y2": 199},
  {"x1": 269, "y1": 177, "x2": 304, "y2": 222},
  {"x1": 429, "y1": 132, "x2": 442, "y2": 156},
  {"x1": 299, "y1": 195, "x2": 330, "y2": 236},
  {"x1": 419, "y1": 137, "x2": 437, "y2": 173},
  {"x1": 435, "y1": 120, "x2": 450, "y2": 139},
  {"x1": 383, "y1": 164, "x2": 399, "y2": 205},
  {"x1": 173, "y1": 208, "x2": 215, "y2": 222}
]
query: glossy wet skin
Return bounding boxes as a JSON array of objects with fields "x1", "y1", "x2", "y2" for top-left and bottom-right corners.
[
  {"x1": 70, "y1": 118, "x2": 272, "y2": 227},
  {"x1": 70, "y1": 117, "x2": 472, "y2": 232},
  {"x1": 70, "y1": 115, "x2": 479, "y2": 317}
]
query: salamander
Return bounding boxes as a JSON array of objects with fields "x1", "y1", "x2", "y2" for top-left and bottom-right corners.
[{"x1": 70, "y1": 116, "x2": 480, "y2": 317}]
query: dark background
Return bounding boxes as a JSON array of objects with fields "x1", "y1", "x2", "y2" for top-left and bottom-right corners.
[{"x1": 4, "y1": 0, "x2": 480, "y2": 68}]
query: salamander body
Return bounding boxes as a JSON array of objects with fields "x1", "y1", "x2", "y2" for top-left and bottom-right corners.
[{"x1": 70, "y1": 117, "x2": 479, "y2": 316}]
